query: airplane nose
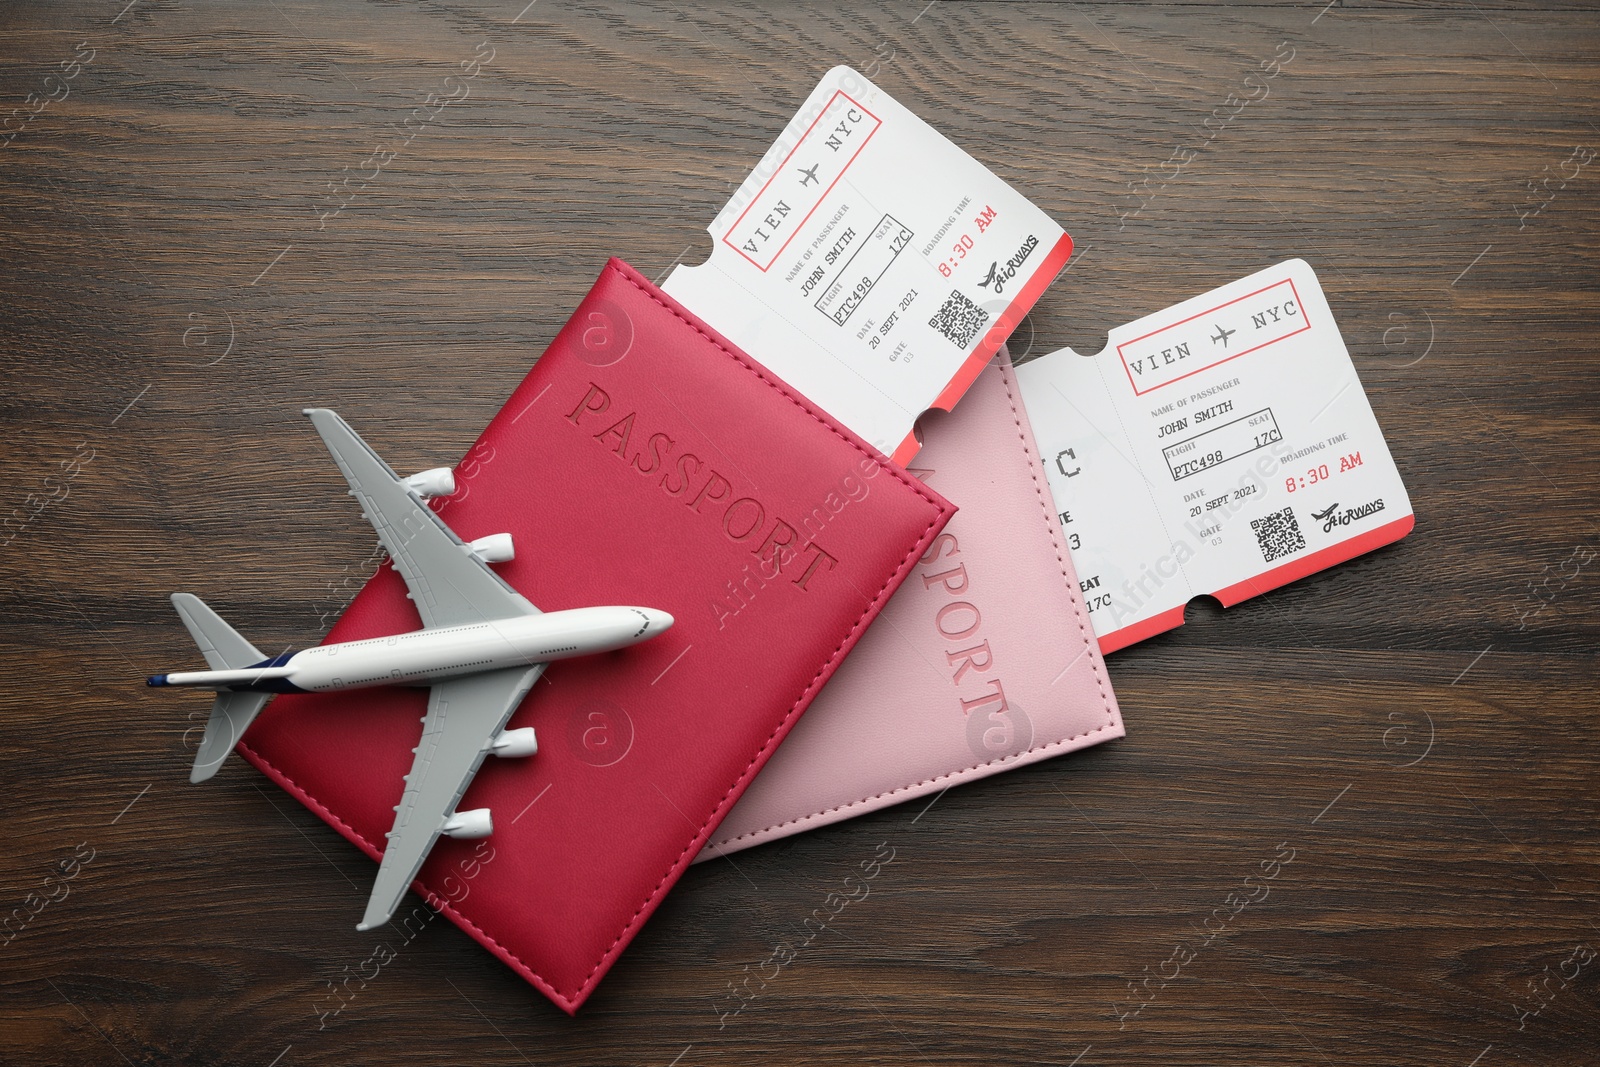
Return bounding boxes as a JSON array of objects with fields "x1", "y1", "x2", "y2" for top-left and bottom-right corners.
[{"x1": 645, "y1": 608, "x2": 674, "y2": 633}]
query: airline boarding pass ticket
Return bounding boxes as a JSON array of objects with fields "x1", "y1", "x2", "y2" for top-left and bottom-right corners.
[
  {"x1": 665, "y1": 65, "x2": 1072, "y2": 464},
  {"x1": 1013, "y1": 260, "x2": 1415, "y2": 652}
]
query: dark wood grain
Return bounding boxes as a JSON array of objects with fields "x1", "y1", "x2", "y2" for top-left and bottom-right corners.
[{"x1": 2, "y1": 1, "x2": 1597, "y2": 1064}]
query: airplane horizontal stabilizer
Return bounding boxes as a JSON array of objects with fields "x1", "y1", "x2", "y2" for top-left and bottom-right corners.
[
  {"x1": 191, "y1": 691, "x2": 271, "y2": 783},
  {"x1": 171, "y1": 593, "x2": 264, "y2": 670},
  {"x1": 169, "y1": 593, "x2": 270, "y2": 781}
]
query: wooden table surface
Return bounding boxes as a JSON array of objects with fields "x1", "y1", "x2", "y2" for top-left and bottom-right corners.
[{"x1": 3, "y1": 2, "x2": 1597, "y2": 1064}]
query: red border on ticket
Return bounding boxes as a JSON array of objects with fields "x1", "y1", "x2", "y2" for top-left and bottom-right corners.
[
  {"x1": 889, "y1": 231, "x2": 1075, "y2": 466},
  {"x1": 1094, "y1": 512, "x2": 1415, "y2": 654},
  {"x1": 1117, "y1": 277, "x2": 1312, "y2": 397},
  {"x1": 722, "y1": 90, "x2": 883, "y2": 273}
]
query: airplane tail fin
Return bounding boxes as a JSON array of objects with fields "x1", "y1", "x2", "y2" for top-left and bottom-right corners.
[{"x1": 168, "y1": 594, "x2": 271, "y2": 783}]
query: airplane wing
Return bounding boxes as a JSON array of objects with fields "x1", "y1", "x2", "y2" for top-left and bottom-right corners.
[
  {"x1": 358, "y1": 663, "x2": 544, "y2": 931},
  {"x1": 303, "y1": 408, "x2": 538, "y2": 629}
]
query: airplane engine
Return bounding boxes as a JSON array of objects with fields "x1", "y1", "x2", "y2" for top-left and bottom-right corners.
[
  {"x1": 491, "y1": 726, "x2": 538, "y2": 758},
  {"x1": 403, "y1": 466, "x2": 456, "y2": 498},
  {"x1": 468, "y1": 533, "x2": 515, "y2": 564},
  {"x1": 441, "y1": 808, "x2": 493, "y2": 839}
]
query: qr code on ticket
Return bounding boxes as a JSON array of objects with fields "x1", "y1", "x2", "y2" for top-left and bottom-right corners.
[
  {"x1": 929, "y1": 290, "x2": 989, "y2": 349},
  {"x1": 1251, "y1": 506, "x2": 1306, "y2": 563}
]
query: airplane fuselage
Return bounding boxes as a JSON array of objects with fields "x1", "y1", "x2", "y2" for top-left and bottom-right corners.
[{"x1": 148, "y1": 605, "x2": 669, "y2": 694}]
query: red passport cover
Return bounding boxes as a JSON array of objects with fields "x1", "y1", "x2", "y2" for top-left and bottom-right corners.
[{"x1": 234, "y1": 259, "x2": 953, "y2": 1012}]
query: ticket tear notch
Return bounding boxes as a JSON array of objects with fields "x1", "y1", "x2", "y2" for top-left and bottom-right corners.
[
  {"x1": 664, "y1": 64, "x2": 1071, "y2": 462},
  {"x1": 1013, "y1": 259, "x2": 1415, "y2": 652}
]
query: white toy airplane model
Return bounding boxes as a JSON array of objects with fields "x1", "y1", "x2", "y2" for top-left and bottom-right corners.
[{"x1": 148, "y1": 408, "x2": 673, "y2": 931}]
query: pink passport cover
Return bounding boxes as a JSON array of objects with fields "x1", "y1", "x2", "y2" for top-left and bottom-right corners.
[{"x1": 701, "y1": 353, "x2": 1123, "y2": 858}]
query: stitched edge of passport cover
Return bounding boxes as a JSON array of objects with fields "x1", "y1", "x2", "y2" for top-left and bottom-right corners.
[
  {"x1": 703, "y1": 353, "x2": 1120, "y2": 854},
  {"x1": 235, "y1": 258, "x2": 953, "y2": 1011}
]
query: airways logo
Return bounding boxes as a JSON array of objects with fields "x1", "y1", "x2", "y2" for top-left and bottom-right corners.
[
  {"x1": 1311, "y1": 499, "x2": 1385, "y2": 533},
  {"x1": 974, "y1": 233, "x2": 1041, "y2": 296}
]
